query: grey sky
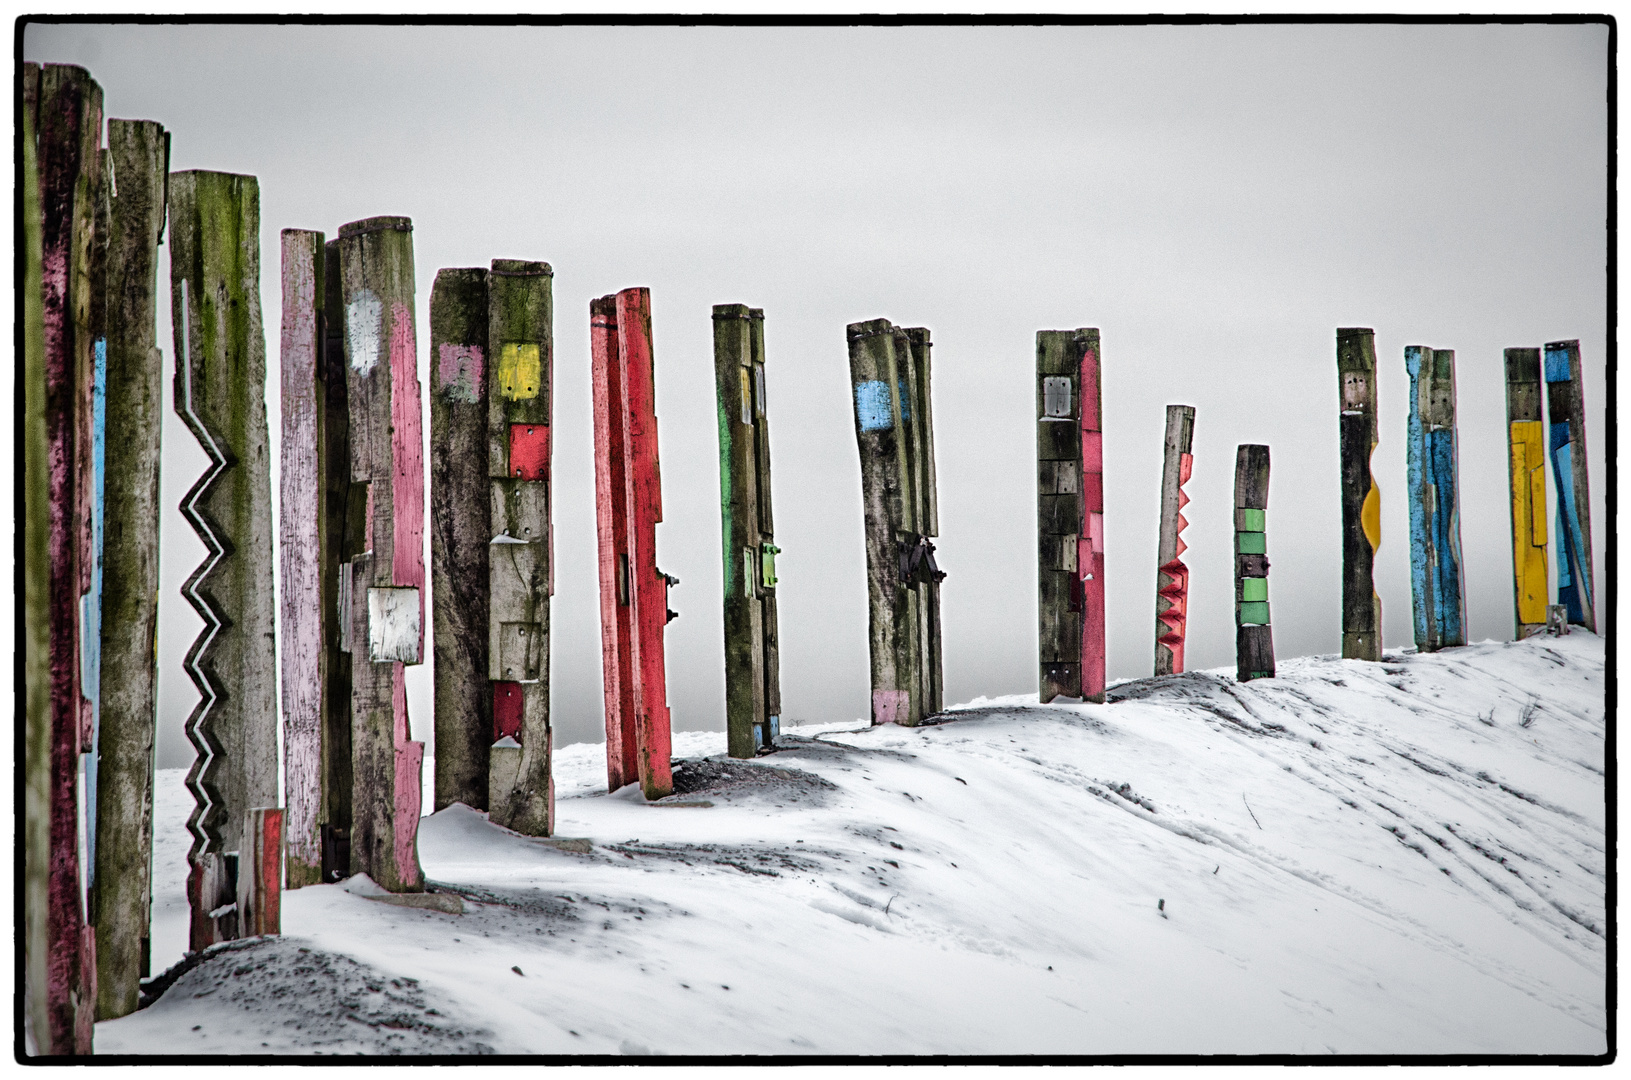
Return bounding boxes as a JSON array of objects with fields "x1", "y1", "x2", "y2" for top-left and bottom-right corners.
[{"x1": 23, "y1": 23, "x2": 1609, "y2": 769}]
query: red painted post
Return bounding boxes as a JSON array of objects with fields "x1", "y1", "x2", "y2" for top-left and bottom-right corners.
[
  {"x1": 36, "y1": 62, "x2": 102, "y2": 1056},
  {"x1": 591, "y1": 299, "x2": 638, "y2": 791},
  {"x1": 1079, "y1": 332, "x2": 1106, "y2": 702},
  {"x1": 592, "y1": 289, "x2": 674, "y2": 799}
]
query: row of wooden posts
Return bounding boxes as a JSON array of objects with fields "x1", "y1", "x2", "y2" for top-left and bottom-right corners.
[
  {"x1": 1036, "y1": 326, "x2": 1597, "y2": 707},
  {"x1": 21, "y1": 62, "x2": 1598, "y2": 1056}
]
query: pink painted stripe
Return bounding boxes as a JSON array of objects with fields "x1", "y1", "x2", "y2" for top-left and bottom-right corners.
[
  {"x1": 1080, "y1": 344, "x2": 1105, "y2": 700},
  {"x1": 391, "y1": 665, "x2": 424, "y2": 884},
  {"x1": 389, "y1": 301, "x2": 425, "y2": 661}
]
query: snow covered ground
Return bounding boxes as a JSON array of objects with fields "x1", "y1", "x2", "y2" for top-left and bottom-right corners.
[{"x1": 99, "y1": 633, "x2": 1606, "y2": 1056}]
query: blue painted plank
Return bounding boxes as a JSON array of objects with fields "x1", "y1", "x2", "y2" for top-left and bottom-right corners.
[
  {"x1": 1404, "y1": 347, "x2": 1431, "y2": 649},
  {"x1": 81, "y1": 337, "x2": 106, "y2": 893}
]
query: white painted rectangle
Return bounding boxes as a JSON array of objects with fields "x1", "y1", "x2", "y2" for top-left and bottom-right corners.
[{"x1": 368, "y1": 586, "x2": 422, "y2": 663}]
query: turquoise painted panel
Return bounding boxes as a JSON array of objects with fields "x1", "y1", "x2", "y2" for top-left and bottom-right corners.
[{"x1": 855, "y1": 380, "x2": 893, "y2": 432}]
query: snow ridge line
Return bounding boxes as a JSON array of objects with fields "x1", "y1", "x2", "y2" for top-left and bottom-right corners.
[{"x1": 174, "y1": 277, "x2": 230, "y2": 863}]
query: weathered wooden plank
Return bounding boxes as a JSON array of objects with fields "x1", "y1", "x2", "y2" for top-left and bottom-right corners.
[
  {"x1": 84, "y1": 152, "x2": 109, "y2": 896},
  {"x1": 1337, "y1": 328, "x2": 1382, "y2": 661},
  {"x1": 1154, "y1": 405, "x2": 1195, "y2": 676},
  {"x1": 237, "y1": 808, "x2": 281, "y2": 937},
  {"x1": 591, "y1": 297, "x2": 638, "y2": 791},
  {"x1": 1543, "y1": 339, "x2": 1595, "y2": 632},
  {"x1": 486, "y1": 260, "x2": 555, "y2": 834},
  {"x1": 1503, "y1": 348, "x2": 1548, "y2": 639},
  {"x1": 430, "y1": 267, "x2": 491, "y2": 811},
  {"x1": 338, "y1": 215, "x2": 424, "y2": 893},
  {"x1": 1404, "y1": 346, "x2": 1466, "y2": 652},
  {"x1": 279, "y1": 228, "x2": 326, "y2": 889},
  {"x1": 38, "y1": 62, "x2": 103, "y2": 1056},
  {"x1": 1234, "y1": 444, "x2": 1274, "y2": 681},
  {"x1": 1077, "y1": 330, "x2": 1105, "y2": 703},
  {"x1": 749, "y1": 310, "x2": 783, "y2": 730},
  {"x1": 93, "y1": 117, "x2": 167, "y2": 1019},
  {"x1": 714, "y1": 304, "x2": 765, "y2": 759},
  {"x1": 319, "y1": 239, "x2": 353, "y2": 883},
  {"x1": 170, "y1": 170, "x2": 279, "y2": 949},
  {"x1": 1036, "y1": 330, "x2": 1082, "y2": 703},
  {"x1": 618, "y1": 288, "x2": 675, "y2": 799},
  {"x1": 900, "y1": 327, "x2": 944, "y2": 717}
]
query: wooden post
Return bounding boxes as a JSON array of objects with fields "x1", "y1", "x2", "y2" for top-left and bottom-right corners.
[
  {"x1": 169, "y1": 170, "x2": 280, "y2": 948},
  {"x1": 714, "y1": 304, "x2": 782, "y2": 758},
  {"x1": 93, "y1": 117, "x2": 168, "y2": 1019},
  {"x1": 1337, "y1": 327, "x2": 1382, "y2": 661},
  {"x1": 279, "y1": 228, "x2": 328, "y2": 888},
  {"x1": 1154, "y1": 405, "x2": 1195, "y2": 676},
  {"x1": 898, "y1": 327, "x2": 944, "y2": 716},
  {"x1": 319, "y1": 239, "x2": 353, "y2": 883},
  {"x1": 1234, "y1": 444, "x2": 1274, "y2": 681},
  {"x1": 1503, "y1": 348, "x2": 1548, "y2": 639},
  {"x1": 337, "y1": 216, "x2": 425, "y2": 892},
  {"x1": 237, "y1": 808, "x2": 281, "y2": 937},
  {"x1": 592, "y1": 289, "x2": 674, "y2": 798},
  {"x1": 430, "y1": 267, "x2": 491, "y2": 811},
  {"x1": 36, "y1": 62, "x2": 102, "y2": 1055},
  {"x1": 84, "y1": 143, "x2": 109, "y2": 935},
  {"x1": 487, "y1": 260, "x2": 555, "y2": 834},
  {"x1": 1035, "y1": 328, "x2": 1102, "y2": 703},
  {"x1": 1543, "y1": 340, "x2": 1595, "y2": 632},
  {"x1": 1404, "y1": 346, "x2": 1466, "y2": 652}
]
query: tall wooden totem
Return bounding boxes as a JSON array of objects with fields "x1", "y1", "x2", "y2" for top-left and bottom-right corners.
[
  {"x1": 1035, "y1": 328, "x2": 1102, "y2": 703},
  {"x1": 170, "y1": 170, "x2": 281, "y2": 946},
  {"x1": 1544, "y1": 340, "x2": 1595, "y2": 632},
  {"x1": 1404, "y1": 346, "x2": 1466, "y2": 652},
  {"x1": 593, "y1": 289, "x2": 675, "y2": 799},
  {"x1": 486, "y1": 261, "x2": 556, "y2": 833},
  {"x1": 1153, "y1": 405, "x2": 1195, "y2": 676},
  {"x1": 94, "y1": 116, "x2": 169, "y2": 1019},
  {"x1": 849, "y1": 319, "x2": 945, "y2": 725},
  {"x1": 1336, "y1": 328, "x2": 1382, "y2": 661},
  {"x1": 1503, "y1": 348, "x2": 1549, "y2": 639},
  {"x1": 336, "y1": 216, "x2": 425, "y2": 891},
  {"x1": 1234, "y1": 444, "x2": 1274, "y2": 681},
  {"x1": 714, "y1": 305, "x2": 782, "y2": 758},
  {"x1": 27, "y1": 59, "x2": 102, "y2": 1056}
]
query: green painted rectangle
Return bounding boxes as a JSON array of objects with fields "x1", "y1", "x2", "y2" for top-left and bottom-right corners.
[
  {"x1": 1237, "y1": 531, "x2": 1266, "y2": 555},
  {"x1": 1240, "y1": 577, "x2": 1267, "y2": 602},
  {"x1": 1239, "y1": 601, "x2": 1270, "y2": 625},
  {"x1": 1241, "y1": 508, "x2": 1264, "y2": 531}
]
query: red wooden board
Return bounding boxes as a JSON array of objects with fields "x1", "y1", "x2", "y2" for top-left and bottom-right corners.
[{"x1": 508, "y1": 423, "x2": 550, "y2": 481}]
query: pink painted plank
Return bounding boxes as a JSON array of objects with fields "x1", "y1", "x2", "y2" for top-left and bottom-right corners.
[
  {"x1": 872, "y1": 689, "x2": 909, "y2": 725},
  {"x1": 392, "y1": 667, "x2": 425, "y2": 883},
  {"x1": 389, "y1": 300, "x2": 425, "y2": 661},
  {"x1": 278, "y1": 230, "x2": 323, "y2": 885},
  {"x1": 591, "y1": 298, "x2": 637, "y2": 791},
  {"x1": 1079, "y1": 342, "x2": 1105, "y2": 702},
  {"x1": 238, "y1": 807, "x2": 282, "y2": 937}
]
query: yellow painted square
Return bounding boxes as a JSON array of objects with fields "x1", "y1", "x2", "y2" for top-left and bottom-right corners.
[{"x1": 498, "y1": 343, "x2": 542, "y2": 400}]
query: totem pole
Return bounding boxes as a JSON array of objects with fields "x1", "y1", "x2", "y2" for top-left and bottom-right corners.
[
  {"x1": 486, "y1": 261, "x2": 556, "y2": 833},
  {"x1": 429, "y1": 267, "x2": 491, "y2": 811},
  {"x1": 1544, "y1": 340, "x2": 1595, "y2": 632},
  {"x1": 1154, "y1": 405, "x2": 1194, "y2": 676},
  {"x1": 1404, "y1": 346, "x2": 1466, "y2": 652},
  {"x1": 714, "y1": 305, "x2": 782, "y2": 758},
  {"x1": 1503, "y1": 348, "x2": 1549, "y2": 640},
  {"x1": 336, "y1": 216, "x2": 425, "y2": 891},
  {"x1": 1234, "y1": 444, "x2": 1274, "y2": 681},
  {"x1": 1337, "y1": 328, "x2": 1382, "y2": 661},
  {"x1": 592, "y1": 288, "x2": 675, "y2": 799},
  {"x1": 93, "y1": 116, "x2": 169, "y2": 1019},
  {"x1": 1035, "y1": 328, "x2": 1102, "y2": 703},
  {"x1": 170, "y1": 170, "x2": 281, "y2": 946}
]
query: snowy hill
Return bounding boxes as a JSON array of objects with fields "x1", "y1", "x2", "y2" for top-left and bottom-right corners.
[{"x1": 99, "y1": 633, "x2": 1606, "y2": 1056}]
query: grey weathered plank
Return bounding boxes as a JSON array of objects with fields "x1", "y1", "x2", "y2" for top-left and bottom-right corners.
[
  {"x1": 1153, "y1": 405, "x2": 1194, "y2": 677},
  {"x1": 1336, "y1": 328, "x2": 1382, "y2": 661},
  {"x1": 169, "y1": 170, "x2": 279, "y2": 946},
  {"x1": 430, "y1": 267, "x2": 491, "y2": 810},
  {"x1": 319, "y1": 238, "x2": 353, "y2": 883},
  {"x1": 1036, "y1": 329, "x2": 1083, "y2": 702},
  {"x1": 94, "y1": 117, "x2": 167, "y2": 1019}
]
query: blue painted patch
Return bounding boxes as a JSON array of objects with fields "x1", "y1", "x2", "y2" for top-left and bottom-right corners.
[
  {"x1": 898, "y1": 378, "x2": 912, "y2": 423},
  {"x1": 1550, "y1": 440, "x2": 1591, "y2": 624},
  {"x1": 1543, "y1": 344, "x2": 1571, "y2": 384},
  {"x1": 83, "y1": 337, "x2": 107, "y2": 892},
  {"x1": 855, "y1": 380, "x2": 893, "y2": 432}
]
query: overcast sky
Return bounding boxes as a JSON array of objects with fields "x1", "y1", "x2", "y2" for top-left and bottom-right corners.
[{"x1": 23, "y1": 22, "x2": 1609, "y2": 770}]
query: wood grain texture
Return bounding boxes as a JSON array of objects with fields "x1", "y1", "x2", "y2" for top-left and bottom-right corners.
[
  {"x1": 280, "y1": 228, "x2": 325, "y2": 888},
  {"x1": 900, "y1": 327, "x2": 943, "y2": 717},
  {"x1": 1077, "y1": 330, "x2": 1105, "y2": 703},
  {"x1": 1036, "y1": 330, "x2": 1082, "y2": 702},
  {"x1": 94, "y1": 117, "x2": 167, "y2": 1019},
  {"x1": 1404, "y1": 346, "x2": 1466, "y2": 652},
  {"x1": 1543, "y1": 340, "x2": 1595, "y2": 632},
  {"x1": 1337, "y1": 328, "x2": 1382, "y2": 661},
  {"x1": 37, "y1": 63, "x2": 102, "y2": 1054},
  {"x1": 430, "y1": 267, "x2": 491, "y2": 811},
  {"x1": 338, "y1": 216, "x2": 424, "y2": 892},
  {"x1": 1503, "y1": 348, "x2": 1548, "y2": 638},
  {"x1": 750, "y1": 312, "x2": 783, "y2": 727},
  {"x1": 486, "y1": 260, "x2": 554, "y2": 834},
  {"x1": 319, "y1": 239, "x2": 353, "y2": 882},
  {"x1": 237, "y1": 808, "x2": 282, "y2": 937},
  {"x1": 1234, "y1": 444, "x2": 1274, "y2": 681},
  {"x1": 1154, "y1": 405, "x2": 1194, "y2": 677},
  {"x1": 591, "y1": 298, "x2": 638, "y2": 791},
  {"x1": 170, "y1": 169, "x2": 279, "y2": 948}
]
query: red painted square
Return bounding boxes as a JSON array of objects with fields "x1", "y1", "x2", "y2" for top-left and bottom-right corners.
[
  {"x1": 509, "y1": 423, "x2": 550, "y2": 481},
  {"x1": 493, "y1": 681, "x2": 524, "y2": 741},
  {"x1": 1079, "y1": 470, "x2": 1103, "y2": 508}
]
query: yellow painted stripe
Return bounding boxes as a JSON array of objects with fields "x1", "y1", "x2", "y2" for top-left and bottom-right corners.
[
  {"x1": 1508, "y1": 420, "x2": 1548, "y2": 624},
  {"x1": 497, "y1": 342, "x2": 541, "y2": 400}
]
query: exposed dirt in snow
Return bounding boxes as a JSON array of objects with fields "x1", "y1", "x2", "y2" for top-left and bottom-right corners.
[{"x1": 101, "y1": 634, "x2": 1606, "y2": 1056}]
